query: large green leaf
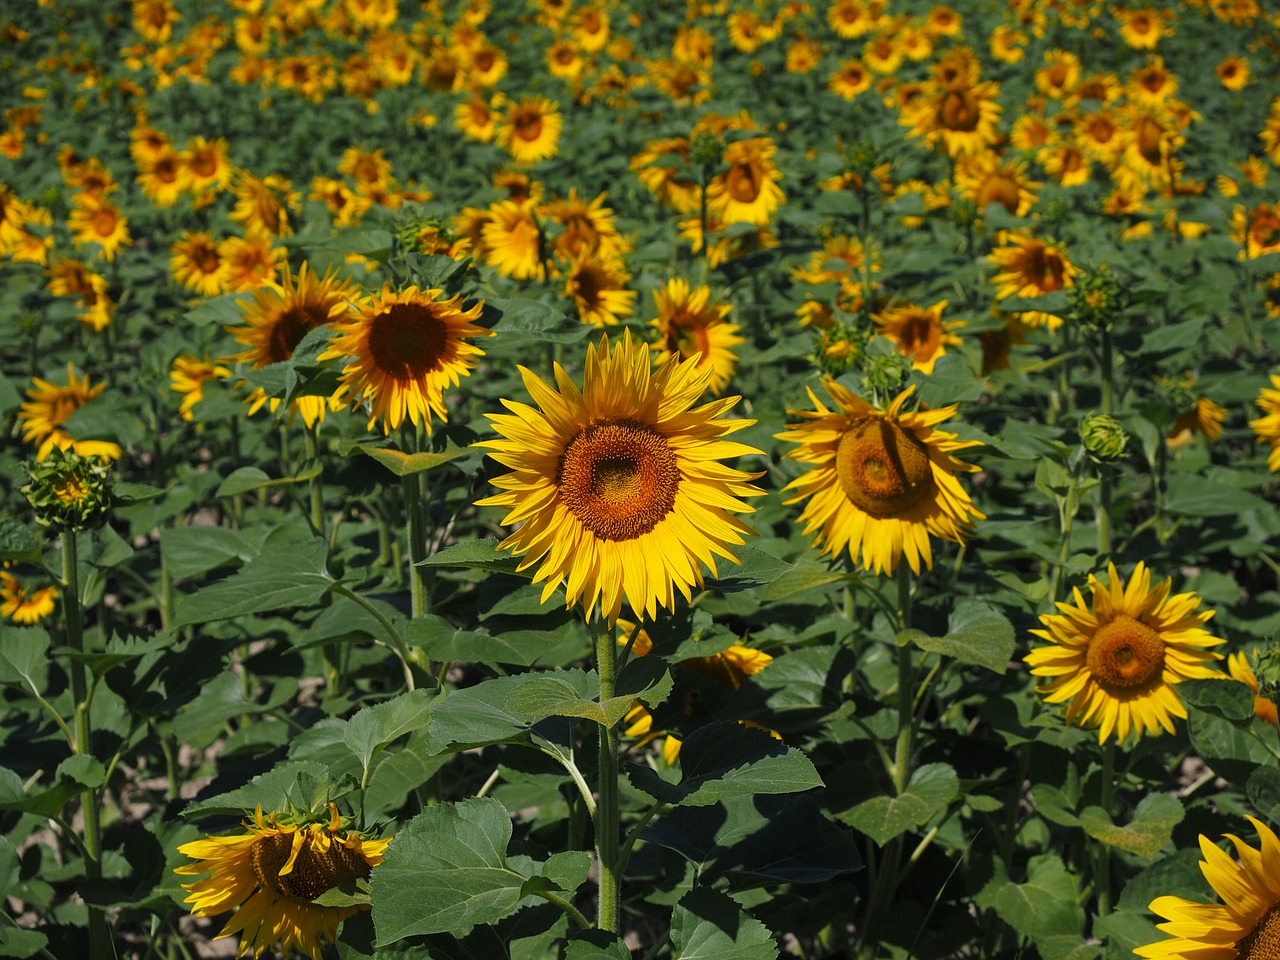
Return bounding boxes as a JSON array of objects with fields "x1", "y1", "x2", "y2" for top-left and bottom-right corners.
[
  {"x1": 907, "y1": 599, "x2": 1016, "y2": 674},
  {"x1": 345, "y1": 689, "x2": 436, "y2": 782},
  {"x1": 704, "y1": 545, "x2": 795, "y2": 592},
  {"x1": 1162, "y1": 474, "x2": 1270, "y2": 517},
  {"x1": 642, "y1": 794, "x2": 862, "y2": 885},
  {"x1": 405, "y1": 615, "x2": 588, "y2": 668},
  {"x1": 181, "y1": 762, "x2": 336, "y2": 820},
  {"x1": 356, "y1": 445, "x2": 470, "y2": 477},
  {"x1": 0, "y1": 521, "x2": 41, "y2": 564},
  {"x1": 1079, "y1": 793, "x2": 1184, "y2": 859},
  {"x1": 160, "y1": 525, "x2": 258, "y2": 580},
  {"x1": 417, "y1": 539, "x2": 526, "y2": 576},
  {"x1": 628, "y1": 722, "x2": 822, "y2": 806},
  {"x1": 669, "y1": 888, "x2": 777, "y2": 960},
  {"x1": 372, "y1": 797, "x2": 586, "y2": 944},
  {"x1": 974, "y1": 855, "x2": 1086, "y2": 946},
  {"x1": 838, "y1": 763, "x2": 959, "y2": 845},
  {"x1": 0, "y1": 625, "x2": 50, "y2": 693},
  {"x1": 422, "y1": 676, "x2": 543, "y2": 755},
  {"x1": 171, "y1": 538, "x2": 335, "y2": 629},
  {"x1": 171, "y1": 672, "x2": 300, "y2": 747}
]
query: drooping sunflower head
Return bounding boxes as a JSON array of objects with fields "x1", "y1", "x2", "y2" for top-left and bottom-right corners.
[
  {"x1": 176, "y1": 803, "x2": 392, "y2": 960},
  {"x1": 776, "y1": 382, "x2": 985, "y2": 576},
  {"x1": 18, "y1": 363, "x2": 123, "y2": 462},
  {"x1": 476, "y1": 331, "x2": 765, "y2": 624},
  {"x1": 1024, "y1": 562, "x2": 1225, "y2": 744},
  {"x1": 319, "y1": 284, "x2": 492, "y2": 434}
]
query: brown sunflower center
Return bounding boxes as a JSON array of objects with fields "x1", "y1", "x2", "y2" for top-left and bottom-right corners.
[
  {"x1": 898, "y1": 312, "x2": 941, "y2": 359},
  {"x1": 514, "y1": 109, "x2": 543, "y2": 142},
  {"x1": 250, "y1": 829, "x2": 372, "y2": 903},
  {"x1": 191, "y1": 150, "x2": 217, "y2": 178},
  {"x1": 558, "y1": 419, "x2": 680, "y2": 541},
  {"x1": 93, "y1": 209, "x2": 119, "y2": 237},
  {"x1": 726, "y1": 162, "x2": 763, "y2": 203},
  {"x1": 835, "y1": 418, "x2": 933, "y2": 518},
  {"x1": 1086, "y1": 615, "x2": 1165, "y2": 692},
  {"x1": 977, "y1": 172, "x2": 1021, "y2": 213},
  {"x1": 367, "y1": 303, "x2": 448, "y2": 381},
  {"x1": 673, "y1": 322, "x2": 710, "y2": 360},
  {"x1": 267, "y1": 305, "x2": 328, "y2": 363},
  {"x1": 938, "y1": 89, "x2": 981, "y2": 132},
  {"x1": 1237, "y1": 905, "x2": 1280, "y2": 960}
]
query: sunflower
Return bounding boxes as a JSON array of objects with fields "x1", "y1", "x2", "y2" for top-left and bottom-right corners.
[
  {"x1": 1035, "y1": 49, "x2": 1081, "y2": 98},
  {"x1": 1136, "y1": 817, "x2": 1280, "y2": 959},
  {"x1": 544, "y1": 188, "x2": 628, "y2": 262},
  {"x1": 170, "y1": 232, "x2": 228, "y2": 297},
  {"x1": 827, "y1": 0, "x2": 882, "y2": 39},
  {"x1": 903, "y1": 79, "x2": 1003, "y2": 158},
  {"x1": 631, "y1": 136, "x2": 699, "y2": 213},
  {"x1": 571, "y1": 4, "x2": 610, "y2": 52},
  {"x1": 862, "y1": 34, "x2": 902, "y2": 76},
  {"x1": 135, "y1": 145, "x2": 187, "y2": 207},
  {"x1": 170, "y1": 354, "x2": 231, "y2": 421},
  {"x1": 455, "y1": 93, "x2": 500, "y2": 141},
  {"x1": 481, "y1": 199, "x2": 545, "y2": 281},
  {"x1": 320, "y1": 284, "x2": 491, "y2": 434},
  {"x1": 475, "y1": 332, "x2": 765, "y2": 624},
  {"x1": 1217, "y1": 55, "x2": 1251, "y2": 92},
  {"x1": 829, "y1": 58, "x2": 874, "y2": 101},
  {"x1": 1024, "y1": 562, "x2": 1224, "y2": 744},
  {"x1": 705, "y1": 137, "x2": 785, "y2": 227},
  {"x1": 223, "y1": 263, "x2": 360, "y2": 426},
  {"x1": 1227, "y1": 649, "x2": 1279, "y2": 727},
  {"x1": 873, "y1": 300, "x2": 963, "y2": 374},
  {"x1": 1167, "y1": 396, "x2": 1227, "y2": 447},
  {"x1": 648, "y1": 277, "x2": 743, "y2": 396},
  {"x1": 953, "y1": 152, "x2": 1040, "y2": 217},
  {"x1": 0, "y1": 570, "x2": 57, "y2": 625},
  {"x1": 563, "y1": 254, "x2": 636, "y2": 328},
  {"x1": 496, "y1": 96, "x2": 562, "y2": 166},
  {"x1": 219, "y1": 228, "x2": 286, "y2": 292},
  {"x1": 230, "y1": 170, "x2": 299, "y2": 237},
  {"x1": 777, "y1": 383, "x2": 984, "y2": 576},
  {"x1": 1116, "y1": 6, "x2": 1172, "y2": 50},
  {"x1": 1250, "y1": 371, "x2": 1280, "y2": 471},
  {"x1": 182, "y1": 136, "x2": 232, "y2": 193},
  {"x1": 68, "y1": 194, "x2": 131, "y2": 262},
  {"x1": 988, "y1": 231, "x2": 1079, "y2": 330},
  {"x1": 18, "y1": 364, "x2": 123, "y2": 462},
  {"x1": 177, "y1": 804, "x2": 391, "y2": 960}
]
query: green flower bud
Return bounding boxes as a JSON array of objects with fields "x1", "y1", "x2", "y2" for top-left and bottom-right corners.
[
  {"x1": 862, "y1": 350, "x2": 912, "y2": 396},
  {"x1": 689, "y1": 132, "x2": 724, "y2": 171},
  {"x1": 1069, "y1": 265, "x2": 1122, "y2": 328},
  {"x1": 1079, "y1": 412, "x2": 1128, "y2": 464},
  {"x1": 22, "y1": 450, "x2": 113, "y2": 531},
  {"x1": 844, "y1": 140, "x2": 879, "y2": 179}
]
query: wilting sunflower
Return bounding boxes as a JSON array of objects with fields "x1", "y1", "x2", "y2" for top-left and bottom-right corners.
[
  {"x1": 496, "y1": 96, "x2": 562, "y2": 166},
  {"x1": 18, "y1": 364, "x2": 122, "y2": 462},
  {"x1": 1250, "y1": 371, "x2": 1280, "y2": 471},
  {"x1": 1135, "y1": 816, "x2": 1280, "y2": 959},
  {"x1": 777, "y1": 382, "x2": 984, "y2": 576},
  {"x1": 475, "y1": 332, "x2": 764, "y2": 624},
  {"x1": 223, "y1": 263, "x2": 359, "y2": 426},
  {"x1": 1024, "y1": 562, "x2": 1225, "y2": 744},
  {"x1": 1167, "y1": 396, "x2": 1227, "y2": 447},
  {"x1": 177, "y1": 804, "x2": 391, "y2": 960},
  {"x1": 320, "y1": 284, "x2": 491, "y2": 434},
  {"x1": 648, "y1": 277, "x2": 743, "y2": 396},
  {"x1": 873, "y1": 300, "x2": 964, "y2": 374}
]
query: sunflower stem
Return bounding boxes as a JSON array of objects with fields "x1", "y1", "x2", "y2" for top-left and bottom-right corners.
[
  {"x1": 403, "y1": 471, "x2": 429, "y2": 620},
  {"x1": 531, "y1": 889, "x2": 591, "y2": 930},
  {"x1": 332, "y1": 583, "x2": 415, "y2": 692},
  {"x1": 63, "y1": 532, "x2": 109, "y2": 960},
  {"x1": 590, "y1": 614, "x2": 622, "y2": 933},
  {"x1": 892, "y1": 565, "x2": 915, "y2": 795},
  {"x1": 1094, "y1": 741, "x2": 1116, "y2": 918}
]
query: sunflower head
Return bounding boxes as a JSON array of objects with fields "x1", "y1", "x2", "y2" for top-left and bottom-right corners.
[
  {"x1": 476, "y1": 331, "x2": 764, "y2": 624},
  {"x1": 177, "y1": 802, "x2": 392, "y2": 960},
  {"x1": 22, "y1": 448, "x2": 113, "y2": 531},
  {"x1": 1025, "y1": 562, "x2": 1225, "y2": 744}
]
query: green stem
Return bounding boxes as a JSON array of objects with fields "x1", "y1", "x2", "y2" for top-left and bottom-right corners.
[
  {"x1": 892, "y1": 564, "x2": 915, "y2": 794},
  {"x1": 331, "y1": 584, "x2": 416, "y2": 692},
  {"x1": 531, "y1": 889, "x2": 591, "y2": 930},
  {"x1": 1094, "y1": 742, "x2": 1116, "y2": 918},
  {"x1": 403, "y1": 472, "x2": 429, "y2": 619},
  {"x1": 63, "y1": 533, "x2": 109, "y2": 960},
  {"x1": 304, "y1": 423, "x2": 325, "y2": 537},
  {"x1": 590, "y1": 615, "x2": 621, "y2": 933}
]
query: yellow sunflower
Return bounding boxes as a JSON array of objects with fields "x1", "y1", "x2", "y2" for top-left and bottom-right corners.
[
  {"x1": 902, "y1": 79, "x2": 1003, "y2": 157},
  {"x1": 0, "y1": 570, "x2": 57, "y2": 625},
  {"x1": 67, "y1": 194, "x2": 131, "y2": 262},
  {"x1": 170, "y1": 354, "x2": 231, "y2": 422},
  {"x1": 1135, "y1": 817, "x2": 1280, "y2": 959},
  {"x1": 219, "y1": 228, "x2": 287, "y2": 292},
  {"x1": 544, "y1": 188, "x2": 628, "y2": 262},
  {"x1": 181, "y1": 135, "x2": 232, "y2": 194},
  {"x1": 176, "y1": 804, "x2": 391, "y2": 960},
  {"x1": 776, "y1": 383, "x2": 984, "y2": 576},
  {"x1": 1227, "y1": 649, "x2": 1279, "y2": 727},
  {"x1": 1217, "y1": 55, "x2": 1250, "y2": 92},
  {"x1": 496, "y1": 96, "x2": 562, "y2": 166},
  {"x1": 953, "y1": 152, "x2": 1040, "y2": 217},
  {"x1": 1167, "y1": 396, "x2": 1227, "y2": 447},
  {"x1": 705, "y1": 137, "x2": 785, "y2": 227},
  {"x1": 230, "y1": 170, "x2": 299, "y2": 237},
  {"x1": 563, "y1": 254, "x2": 636, "y2": 328},
  {"x1": 223, "y1": 263, "x2": 360, "y2": 426},
  {"x1": 475, "y1": 332, "x2": 765, "y2": 624},
  {"x1": 829, "y1": 58, "x2": 874, "y2": 101},
  {"x1": 481, "y1": 199, "x2": 545, "y2": 281},
  {"x1": 648, "y1": 277, "x2": 744, "y2": 396},
  {"x1": 988, "y1": 231, "x2": 1079, "y2": 330},
  {"x1": 18, "y1": 364, "x2": 123, "y2": 462},
  {"x1": 1024, "y1": 562, "x2": 1225, "y2": 744},
  {"x1": 873, "y1": 300, "x2": 963, "y2": 374},
  {"x1": 1250, "y1": 371, "x2": 1280, "y2": 472},
  {"x1": 135, "y1": 145, "x2": 187, "y2": 208},
  {"x1": 319, "y1": 284, "x2": 491, "y2": 434},
  {"x1": 170, "y1": 231, "x2": 228, "y2": 297}
]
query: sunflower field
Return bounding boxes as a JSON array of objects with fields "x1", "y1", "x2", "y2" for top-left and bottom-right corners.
[{"x1": 4, "y1": 0, "x2": 1280, "y2": 957}]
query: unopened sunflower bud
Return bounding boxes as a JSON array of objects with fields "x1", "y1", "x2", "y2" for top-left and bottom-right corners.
[
  {"x1": 862, "y1": 351, "x2": 912, "y2": 395},
  {"x1": 1080, "y1": 412, "x2": 1128, "y2": 463},
  {"x1": 844, "y1": 140, "x2": 879, "y2": 179},
  {"x1": 1070, "y1": 265, "x2": 1121, "y2": 327},
  {"x1": 689, "y1": 132, "x2": 723, "y2": 171},
  {"x1": 22, "y1": 449, "x2": 112, "y2": 531}
]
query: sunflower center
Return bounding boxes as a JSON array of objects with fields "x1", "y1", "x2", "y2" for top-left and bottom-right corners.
[
  {"x1": 938, "y1": 89, "x2": 980, "y2": 132},
  {"x1": 267, "y1": 306, "x2": 328, "y2": 363},
  {"x1": 191, "y1": 150, "x2": 217, "y2": 177},
  {"x1": 835, "y1": 418, "x2": 934, "y2": 518},
  {"x1": 93, "y1": 209, "x2": 119, "y2": 237},
  {"x1": 250, "y1": 829, "x2": 372, "y2": 903},
  {"x1": 1086, "y1": 616, "x2": 1165, "y2": 692},
  {"x1": 558, "y1": 419, "x2": 680, "y2": 541},
  {"x1": 367, "y1": 303, "x2": 448, "y2": 381},
  {"x1": 54, "y1": 474, "x2": 88, "y2": 505},
  {"x1": 514, "y1": 109, "x2": 543, "y2": 141},
  {"x1": 1237, "y1": 905, "x2": 1280, "y2": 960},
  {"x1": 727, "y1": 162, "x2": 763, "y2": 203},
  {"x1": 898, "y1": 312, "x2": 941, "y2": 360},
  {"x1": 673, "y1": 322, "x2": 710, "y2": 360},
  {"x1": 978, "y1": 172, "x2": 1021, "y2": 213}
]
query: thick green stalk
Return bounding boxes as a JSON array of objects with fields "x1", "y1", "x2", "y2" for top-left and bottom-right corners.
[
  {"x1": 891, "y1": 565, "x2": 915, "y2": 794},
  {"x1": 403, "y1": 472, "x2": 428, "y2": 619},
  {"x1": 1093, "y1": 742, "x2": 1116, "y2": 918},
  {"x1": 304, "y1": 424, "x2": 325, "y2": 537},
  {"x1": 1096, "y1": 326, "x2": 1114, "y2": 558},
  {"x1": 63, "y1": 534, "x2": 109, "y2": 960},
  {"x1": 591, "y1": 616, "x2": 621, "y2": 933}
]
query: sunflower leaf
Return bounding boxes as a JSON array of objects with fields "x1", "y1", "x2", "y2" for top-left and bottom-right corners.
[
  {"x1": 0, "y1": 520, "x2": 41, "y2": 564},
  {"x1": 1078, "y1": 792, "x2": 1184, "y2": 859},
  {"x1": 704, "y1": 545, "x2": 795, "y2": 592},
  {"x1": 908, "y1": 600, "x2": 1016, "y2": 674},
  {"x1": 355, "y1": 445, "x2": 469, "y2": 477},
  {"x1": 1178, "y1": 677, "x2": 1254, "y2": 723},
  {"x1": 180, "y1": 761, "x2": 338, "y2": 820},
  {"x1": 170, "y1": 538, "x2": 335, "y2": 629},
  {"x1": 416, "y1": 538, "x2": 526, "y2": 576},
  {"x1": 344, "y1": 689, "x2": 437, "y2": 783},
  {"x1": 669, "y1": 887, "x2": 778, "y2": 960},
  {"x1": 838, "y1": 762, "x2": 960, "y2": 845},
  {"x1": 372, "y1": 797, "x2": 566, "y2": 943}
]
